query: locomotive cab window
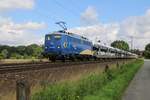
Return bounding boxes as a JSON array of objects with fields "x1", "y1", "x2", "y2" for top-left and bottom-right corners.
[
  {"x1": 54, "y1": 34, "x2": 61, "y2": 40},
  {"x1": 46, "y1": 35, "x2": 51, "y2": 40}
]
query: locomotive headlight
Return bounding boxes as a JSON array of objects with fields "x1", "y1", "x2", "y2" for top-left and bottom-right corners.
[
  {"x1": 57, "y1": 46, "x2": 60, "y2": 48},
  {"x1": 45, "y1": 46, "x2": 48, "y2": 49}
]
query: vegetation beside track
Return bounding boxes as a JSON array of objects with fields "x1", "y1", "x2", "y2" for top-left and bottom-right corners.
[
  {"x1": 0, "y1": 59, "x2": 48, "y2": 64},
  {"x1": 0, "y1": 44, "x2": 43, "y2": 60},
  {"x1": 32, "y1": 59, "x2": 144, "y2": 100}
]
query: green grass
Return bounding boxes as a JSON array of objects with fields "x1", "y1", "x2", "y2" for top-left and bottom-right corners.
[
  {"x1": 32, "y1": 59, "x2": 144, "y2": 100},
  {"x1": 83, "y1": 59, "x2": 144, "y2": 100}
]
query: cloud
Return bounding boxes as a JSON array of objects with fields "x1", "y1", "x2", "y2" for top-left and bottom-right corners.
[
  {"x1": 70, "y1": 7, "x2": 150, "y2": 50},
  {"x1": 0, "y1": 0, "x2": 35, "y2": 12},
  {"x1": 80, "y1": 6, "x2": 99, "y2": 25},
  {"x1": 12, "y1": 22, "x2": 47, "y2": 30},
  {"x1": 0, "y1": 0, "x2": 47, "y2": 46},
  {"x1": 0, "y1": 17, "x2": 47, "y2": 45},
  {"x1": 118, "y1": 9, "x2": 150, "y2": 50},
  {"x1": 69, "y1": 23, "x2": 119, "y2": 45}
]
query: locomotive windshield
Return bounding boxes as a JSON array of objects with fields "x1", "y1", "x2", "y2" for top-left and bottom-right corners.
[
  {"x1": 54, "y1": 34, "x2": 61, "y2": 39},
  {"x1": 46, "y1": 35, "x2": 51, "y2": 40},
  {"x1": 46, "y1": 34, "x2": 62, "y2": 41}
]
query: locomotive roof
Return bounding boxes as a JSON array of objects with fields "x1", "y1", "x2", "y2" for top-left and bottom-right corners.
[{"x1": 47, "y1": 30, "x2": 91, "y2": 42}]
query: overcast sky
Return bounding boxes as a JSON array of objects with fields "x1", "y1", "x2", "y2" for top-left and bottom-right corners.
[{"x1": 0, "y1": 0, "x2": 150, "y2": 50}]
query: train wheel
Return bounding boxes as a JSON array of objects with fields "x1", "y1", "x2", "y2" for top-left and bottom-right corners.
[
  {"x1": 49, "y1": 56, "x2": 56, "y2": 62},
  {"x1": 61, "y1": 56, "x2": 65, "y2": 62},
  {"x1": 93, "y1": 56, "x2": 97, "y2": 61},
  {"x1": 79, "y1": 56, "x2": 84, "y2": 61},
  {"x1": 51, "y1": 58, "x2": 56, "y2": 62},
  {"x1": 86, "y1": 57, "x2": 90, "y2": 61},
  {"x1": 71, "y1": 56, "x2": 75, "y2": 62}
]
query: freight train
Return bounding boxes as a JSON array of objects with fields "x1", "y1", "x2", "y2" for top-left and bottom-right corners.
[{"x1": 43, "y1": 30, "x2": 137, "y2": 62}]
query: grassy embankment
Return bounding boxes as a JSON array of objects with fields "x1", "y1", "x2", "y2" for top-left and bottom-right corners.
[{"x1": 32, "y1": 59, "x2": 144, "y2": 100}]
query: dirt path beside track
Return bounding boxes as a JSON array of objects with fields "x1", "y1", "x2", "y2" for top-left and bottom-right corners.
[{"x1": 122, "y1": 59, "x2": 150, "y2": 100}]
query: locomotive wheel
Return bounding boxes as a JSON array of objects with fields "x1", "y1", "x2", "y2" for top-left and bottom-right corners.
[
  {"x1": 62, "y1": 59, "x2": 65, "y2": 62},
  {"x1": 61, "y1": 56, "x2": 65, "y2": 62},
  {"x1": 49, "y1": 56, "x2": 56, "y2": 62},
  {"x1": 51, "y1": 58, "x2": 56, "y2": 62},
  {"x1": 70, "y1": 56, "x2": 75, "y2": 61},
  {"x1": 86, "y1": 57, "x2": 90, "y2": 61}
]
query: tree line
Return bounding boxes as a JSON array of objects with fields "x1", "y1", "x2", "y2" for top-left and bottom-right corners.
[
  {"x1": 111, "y1": 40, "x2": 129, "y2": 51},
  {"x1": 111, "y1": 40, "x2": 150, "y2": 59},
  {"x1": 0, "y1": 44, "x2": 43, "y2": 59},
  {"x1": 144, "y1": 43, "x2": 150, "y2": 59}
]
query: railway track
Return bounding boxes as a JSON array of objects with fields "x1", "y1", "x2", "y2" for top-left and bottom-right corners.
[{"x1": 0, "y1": 59, "x2": 126, "y2": 74}]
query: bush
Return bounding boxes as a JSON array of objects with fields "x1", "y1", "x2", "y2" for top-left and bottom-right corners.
[
  {"x1": 144, "y1": 50, "x2": 150, "y2": 59},
  {"x1": 0, "y1": 53, "x2": 3, "y2": 60},
  {"x1": 10, "y1": 53, "x2": 23, "y2": 59},
  {"x1": 1, "y1": 49, "x2": 8, "y2": 59}
]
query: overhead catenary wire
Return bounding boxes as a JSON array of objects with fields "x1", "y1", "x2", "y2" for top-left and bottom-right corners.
[
  {"x1": 68, "y1": 0, "x2": 83, "y2": 12},
  {"x1": 34, "y1": 9, "x2": 59, "y2": 22},
  {"x1": 53, "y1": 0, "x2": 79, "y2": 16},
  {"x1": 33, "y1": 0, "x2": 83, "y2": 29}
]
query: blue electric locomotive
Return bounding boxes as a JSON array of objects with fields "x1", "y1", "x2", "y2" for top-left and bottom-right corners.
[{"x1": 44, "y1": 30, "x2": 93, "y2": 61}]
